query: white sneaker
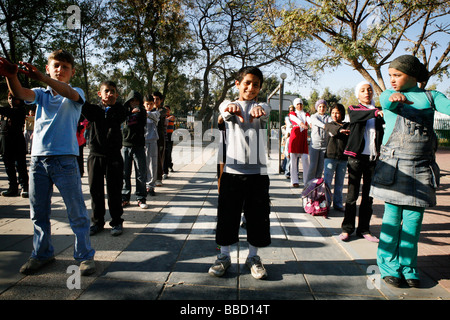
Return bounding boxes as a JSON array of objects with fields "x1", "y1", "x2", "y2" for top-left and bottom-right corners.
[
  {"x1": 138, "y1": 200, "x2": 148, "y2": 209},
  {"x1": 208, "y1": 253, "x2": 231, "y2": 277},
  {"x1": 245, "y1": 255, "x2": 267, "y2": 280}
]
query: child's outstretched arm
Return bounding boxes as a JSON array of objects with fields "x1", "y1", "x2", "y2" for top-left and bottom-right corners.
[
  {"x1": 19, "y1": 61, "x2": 82, "y2": 103},
  {"x1": 388, "y1": 92, "x2": 414, "y2": 105},
  {"x1": 0, "y1": 57, "x2": 35, "y2": 102},
  {"x1": 220, "y1": 101, "x2": 244, "y2": 123},
  {"x1": 250, "y1": 103, "x2": 270, "y2": 123}
]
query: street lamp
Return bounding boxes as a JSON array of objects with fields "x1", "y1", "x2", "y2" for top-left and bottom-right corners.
[{"x1": 278, "y1": 73, "x2": 287, "y2": 174}]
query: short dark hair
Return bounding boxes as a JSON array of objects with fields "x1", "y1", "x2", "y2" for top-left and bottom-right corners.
[
  {"x1": 331, "y1": 103, "x2": 346, "y2": 118},
  {"x1": 100, "y1": 80, "x2": 117, "y2": 90},
  {"x1": 48, "y1": 49, "x2": 75, "y2": 67},
  {"x1": 144, "y1": 94, "x2": 154, "y2": 102},
  {"x1": 235, "y1": 66, "x2": 264, "y2": 86},
  {"x1": 152, "y1": 91, "x2": 164, "y2": 100}
]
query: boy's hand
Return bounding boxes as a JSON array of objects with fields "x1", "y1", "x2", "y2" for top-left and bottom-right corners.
[
  {"x1": 18, "y1": 61, "x2": 45, "y2": 82},
  {"x1": 224, "y1": 104, "x2": 244, "y2": 123},
  {"x1": 249, "y1": 105, "x2": 266, "y2": 123},
  {"x1": 389, "y1": 92, "x2": 413, "y2": 105},
  {"x1": 0, "y1": 57, "x2": 20, "y2": 78}
]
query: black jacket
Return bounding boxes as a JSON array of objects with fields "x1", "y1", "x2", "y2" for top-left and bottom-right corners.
[
  {"x1": 324, "y1": 121, "x2": 350, "y2": 160},
  {"x1": 0, "y1": 105, "x2": 26, "y2": 155},
  {"x1": 343, "y1": 104, "x2": 384, "y2": 158},
  {"x1": 122, "y1": 91, "x2": 147, "y2": 147},
  {"x1": 82, "y1": 101, "x2": 126, "y2": 156}
]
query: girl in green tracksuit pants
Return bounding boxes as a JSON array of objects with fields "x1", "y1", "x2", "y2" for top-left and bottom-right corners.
[{"x1": 371, "y1": 55, "x2": 450, "y2": 288}]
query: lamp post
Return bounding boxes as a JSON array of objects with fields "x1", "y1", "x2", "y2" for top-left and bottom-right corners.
[{"x1": 278, "y1": 73, "x2": 287, "y2": 174}]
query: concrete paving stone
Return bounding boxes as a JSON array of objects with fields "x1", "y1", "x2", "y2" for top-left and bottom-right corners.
[
  {"x1": 299, "y1": 260, "x2": 384, "y2": 297},
  {"x1": 159, "y1": 284, "x2": 238, "y2": 300},
  {"x1": 101, "y1": 234, "x2": 186, "y2": 282},
  {"x1": 238, "y1": 287, "x2": 314, "y2": 300},
  {"x1": 79, "y1": 278, "x2": 164, "y2": 300}
]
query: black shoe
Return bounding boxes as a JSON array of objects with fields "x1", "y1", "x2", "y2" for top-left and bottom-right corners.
[
  {"x1": 1, "y1": 189, "x2": 19, "y2": 197},
  {"x1": 90, "y1": 224, "x2": 104, "y2": 236},
  {"x1": 406, "y1": 279, "x2": 420, "y2": 288},
  {"x1": 383, "y1": 276, "x2": 401, "y2": 287},
  {"x1": 21, "y1": 189, "x2": 29, "y2": 198}
]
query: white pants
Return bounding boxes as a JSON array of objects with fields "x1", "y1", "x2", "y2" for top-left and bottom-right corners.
[{"x1": 290, "y1": 153, "x2": 309, "y2": 185}]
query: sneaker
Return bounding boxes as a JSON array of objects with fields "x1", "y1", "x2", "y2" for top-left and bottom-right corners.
[
  {"x1": 19, "y1": 256, "x2": 55, "y2": 275},
  {"x1": 21, "y1": 190, "x2": 28, "y2": 198},
  {"x1": 138, "y1": 200, "x2": 148, "y2": 209},
  {"x1": 111, "y1": 224, "x2": 123, "y2": 236},
  {"x1": 155, "y1": 180, "x2": 162, "y2": 187},
  {"x1": 122, "y1": 200, "x2": 130, "y2": 207},
  {"x1": 90, "y1": 224, "x2": 104, "y2": 236},
  {"x1": 79, "y1": 259, "x2": 96, "y2": 276},
  {"x1": 208, "y1": 253, "x2": 231, "y2": 277},
  {"x1": 148, "y1": 189, "x2": 156, "y2": 196},
  {"x1": 163, "y1": 173, "x2": 168, "y2": 179},
  {"x1": 245, "y1": 255, "x2": 267, "y2": 280},
  {"x1": 1, "y1": 189, "x2": 19, "y2": 197}
]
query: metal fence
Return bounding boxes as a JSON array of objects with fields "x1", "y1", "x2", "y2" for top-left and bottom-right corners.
[{"x1": 435, "y1": 118, "x2": 450, "y2": 147}]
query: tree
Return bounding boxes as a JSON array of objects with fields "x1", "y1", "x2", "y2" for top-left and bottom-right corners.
[
  {"x1": 187, "y1": 0, "x2": 315, "y2": 128},
  {"x1": 257, "y1": 0, "x2": 450, "y2": 94},
  {"x1": 100, "y1": 0, "x2": 192, "y2": 96},
  {"x1": 0, "y1": 0, "x2": 59, "y2": 92},
  {"x1": 47, "y1": 0, "x2": 105, "y2": 101}
]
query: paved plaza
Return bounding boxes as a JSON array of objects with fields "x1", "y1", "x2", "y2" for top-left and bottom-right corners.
[{"x1": 0, "y1": 142, "x2": 449, "y2": 307}]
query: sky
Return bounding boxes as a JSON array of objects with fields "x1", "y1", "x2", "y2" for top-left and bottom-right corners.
[
  {"x1": 266, "y1": 0, "x2": 450, "y2": 100},
  {"x1": 277, "y1": 61, "x2": 450, "y2": 100}
]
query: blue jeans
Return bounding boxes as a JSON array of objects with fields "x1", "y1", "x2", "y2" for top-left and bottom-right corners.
[
  {"x1": 323, "y1": 158, "x2": 347, "y2": 209},
  {"x1": 122, "y1": 146, "x2": 147, "y2": 202},
  {"x1": 29, "y1": 156, "x2": 95, "y2": 261}
]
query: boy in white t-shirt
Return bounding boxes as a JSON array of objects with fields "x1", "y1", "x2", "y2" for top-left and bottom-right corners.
[{"x1": 208, "y1": 66, "x2": 271, "y2": 280}]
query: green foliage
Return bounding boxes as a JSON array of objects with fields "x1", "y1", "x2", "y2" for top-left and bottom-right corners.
[{"x1": 255, "y1": 0, "x2": 449, "y2": 94}]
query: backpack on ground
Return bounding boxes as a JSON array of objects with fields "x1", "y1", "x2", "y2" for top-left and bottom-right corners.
[{"x1": 301, "y1": 178, "x2": 330, "y2": 217}]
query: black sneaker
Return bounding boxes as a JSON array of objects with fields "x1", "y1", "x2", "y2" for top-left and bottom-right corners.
[
  {"x1": 110, "y1": 224, "x2": 123, "y2": 236},
  {"x1": 1, "y1": 189, "x2": 19, "y2": 197},
  {"x1": 90, "y1": 224, "x2": 104, "y2": 236}
]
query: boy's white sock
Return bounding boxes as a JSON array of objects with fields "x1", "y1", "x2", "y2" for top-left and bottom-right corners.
[
  {"x1": 220, "y1": 245, "x2": 231, "y2": 257},
  {"x1": 248, "y1": 243, "x2": 258, "y2": 258}
]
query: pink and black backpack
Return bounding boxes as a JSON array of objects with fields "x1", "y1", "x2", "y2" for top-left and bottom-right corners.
[{"x1": 301, "y1": 178, "x2": 330, "y2": 217}]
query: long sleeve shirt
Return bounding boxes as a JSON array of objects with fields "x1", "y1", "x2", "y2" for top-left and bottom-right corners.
[
  {"x1": 219, "y1": 99, "x2": 271, "y2": 175},
  {"x1": 380, "y1": 86, "x2": 450, "y2": 145}
]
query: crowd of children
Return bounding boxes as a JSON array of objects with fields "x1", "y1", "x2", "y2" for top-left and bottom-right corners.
[
  {"x1": 0, "y1": 50, "x2": 177, "y2": 276},
  {"x1": 1, "y1": 52, "x2": 449, "y2": 289}
]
